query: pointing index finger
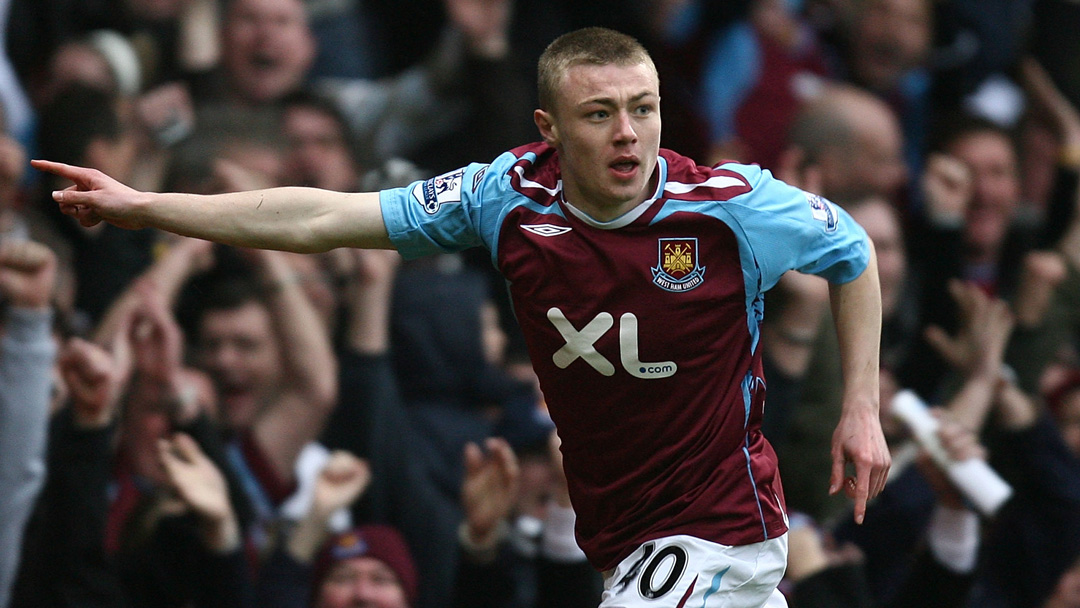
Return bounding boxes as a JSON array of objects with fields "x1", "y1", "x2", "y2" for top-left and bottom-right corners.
[{"x1": 31, "y1": 159, "x2": 100, "y2": 188}]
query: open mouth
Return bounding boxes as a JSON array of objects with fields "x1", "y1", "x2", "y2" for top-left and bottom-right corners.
[{"x1": 610, "y1": 160, "x2": 639, "y2": 177}]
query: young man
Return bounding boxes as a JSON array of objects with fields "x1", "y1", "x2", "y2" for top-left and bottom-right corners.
[{"x1": 34, "y1": 27, "x2": 889, "y2": 608}]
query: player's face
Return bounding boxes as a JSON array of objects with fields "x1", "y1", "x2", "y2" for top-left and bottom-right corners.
[
  {"x1": 223, "y1": 0, "x2": 315, "y2": 103},
  {"x1": 317, "y1": 557, "x2": 409, "y2": 608},
  {"x1": 197, "y1": 302, "x2": 283, "y2": 432},
  {"x1": 535, "y1": 62, "x2": 661, "y2": 221}
]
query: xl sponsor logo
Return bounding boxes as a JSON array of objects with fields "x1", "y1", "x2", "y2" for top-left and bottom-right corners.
[{"x1": 547, "y1": 307, "x2": 677, "y2": 379}]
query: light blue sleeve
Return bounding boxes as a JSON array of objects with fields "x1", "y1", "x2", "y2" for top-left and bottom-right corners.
[
  {"x1": 719, "y1": 163, "x2": 870, "y2": 292},
  {"x1": 379, "y1": 153, "x2": 515, "y2": 260}
]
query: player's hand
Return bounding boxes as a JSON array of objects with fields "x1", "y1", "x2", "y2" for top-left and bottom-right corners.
[
  {"x1": 830, "y1": 399, "x2": 891, "y2": 524},
  {"x1": 31, "y1": 159, "x2": 149, "y2": 229},
  {"x1": 0, "y1": 240, "x2": 57, "y2": 309}
]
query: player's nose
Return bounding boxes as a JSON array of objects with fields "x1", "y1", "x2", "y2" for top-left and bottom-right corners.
[{"x1": 612, "y1": 110, "x2": 638, "y2": 143}]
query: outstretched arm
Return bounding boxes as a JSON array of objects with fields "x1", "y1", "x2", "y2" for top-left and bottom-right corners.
[
  {"x1": 828, "y1": 245, "x2": 891, "y2": 524},
  {"x1": 31, "y1": 160, "x2": 393, "y2": 252}
]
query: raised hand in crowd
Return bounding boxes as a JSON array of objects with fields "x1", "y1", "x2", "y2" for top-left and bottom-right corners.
[
  {"x1": 94, "y1": 236, "x2": 214, "y2": 343},
  {"x1": 924, "y1": 280, "x2": 1014, "y2": 431},
  {"x1": 59, "y1": 331, "x2": 133, "y2": 429},
  {"x1": 158, "y1": 432, "x2": 241, "y2": 553},
  {"x1": 58, "y1": 287, "x2": 133, "y2": 429},
  {"x1": 132, "y1": 282, "x2": 215, "y2": 424},
  {"x1": 921, "y1": 153, "x2": 973, "y2": 227},
  {"x1": 287, "y1": 451, "x2": 372, "y2": 563},
  {"x1": 924, "y1": 279, "x2": 1014, "y2": 377},
  {"x1": 1022, "y1": 57, "x2": 1080, "y2": 159},
  {"x1": 233, "y1": 246, "x2": 339, "y2": 482},
  {"x1": 136, "y1": 82, "x2": 197, "y2": 149},
  {"x1": 1013, "y1": 251, "x2": 1068, "y2": 327},
  {"x1": 443, "y1": 0, "x2": 512, "y2": 58},
  {"x1": 461, "y1": 437, "x2": 520, "y2": 549},
  {"x1": 328, "y1": 247, "x2": 401, "y2": 354}
]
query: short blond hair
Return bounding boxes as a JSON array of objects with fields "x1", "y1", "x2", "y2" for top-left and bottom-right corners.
[{"x1": 537, "y1": 27, "x2": 657, "y2": 112}]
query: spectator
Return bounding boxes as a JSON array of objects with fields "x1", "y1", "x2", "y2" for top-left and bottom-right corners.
[
  {"x1": 35, "y1": 84, "x2": 153, "y2": 325},
  {"x1": 700, "y1": 0, "x2": 831, "y2": 169},
  {"x1": 189, "y1": 248, "x2": 339, "y2": 540},
  {"x1": 12, "y1": 319, "x2": 134, "y2": 607},
  {"x1": 833, "y1": 0, "x2": 934, "y2": 181},
  {"x1": 0, "y1": 241, "x2": 57, "y2": 608},
  {"x1": 779, "y1": 83, "x2": 908, "y2": 206},
  {"x1": 280, "y1": 90, "x2": 423, "y2": 194},
  {"x1": 312, "y1": 525, "x2": 417, "y2": 608}
]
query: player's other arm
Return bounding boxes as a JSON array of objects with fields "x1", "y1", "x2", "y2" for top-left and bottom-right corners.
[
  {"x1": 828, "y1": 243, "x2": 891, "y2": 524},
  {"x1": 31, "y1": 160, "x2": 393, "y2": 253}
]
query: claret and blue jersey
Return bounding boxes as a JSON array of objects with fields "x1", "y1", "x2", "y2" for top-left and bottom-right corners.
[{"x1": 380, "y1": 142, "x2": 871, "y2": 572}]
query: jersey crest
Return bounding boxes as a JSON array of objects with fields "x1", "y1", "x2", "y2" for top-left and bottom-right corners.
[{"x1": 651, "y1": 237, "x2": 707, "y2": 292}]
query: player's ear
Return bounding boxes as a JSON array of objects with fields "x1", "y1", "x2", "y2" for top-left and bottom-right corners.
[{"x1": 534, "y1": 109, "x2": 559, "y2": 146}]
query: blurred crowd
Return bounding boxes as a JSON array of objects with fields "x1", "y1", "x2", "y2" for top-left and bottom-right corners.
[{"x1": 0, "y1": 0, "x2": 1079, "y2": 607}]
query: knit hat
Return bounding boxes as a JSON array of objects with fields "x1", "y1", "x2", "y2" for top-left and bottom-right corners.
[
  {"x1": 86, "y1": 30, "x2": 142, "y2": 96},
  {"x1": 313, "y1": 525, "x2": 418, "y2": 606}
]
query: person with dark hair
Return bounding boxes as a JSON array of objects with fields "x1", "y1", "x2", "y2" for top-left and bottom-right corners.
[
  {"x1": 35, "y1": 84, "x2": 154, "y2": 324},
  {"x1": 34, "y1": 25, "x2": 889, "y2": 608},
  {"x1": 280, "y1": 90, "x2": 423, "y2": 194}
]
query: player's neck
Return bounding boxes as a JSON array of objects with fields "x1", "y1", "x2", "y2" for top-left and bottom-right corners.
[{"x1": 563, "y1": 173, "x2": 659, "y2": 223}]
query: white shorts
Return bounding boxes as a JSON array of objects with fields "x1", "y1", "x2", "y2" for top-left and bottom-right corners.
[{"x1": 599, "y1": 534, "x2": 788, "y2": 608}]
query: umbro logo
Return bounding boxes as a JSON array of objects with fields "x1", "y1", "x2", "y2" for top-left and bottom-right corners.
[{"x1": 521, "y1": 224, "x2": 572, "y2": 237}]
